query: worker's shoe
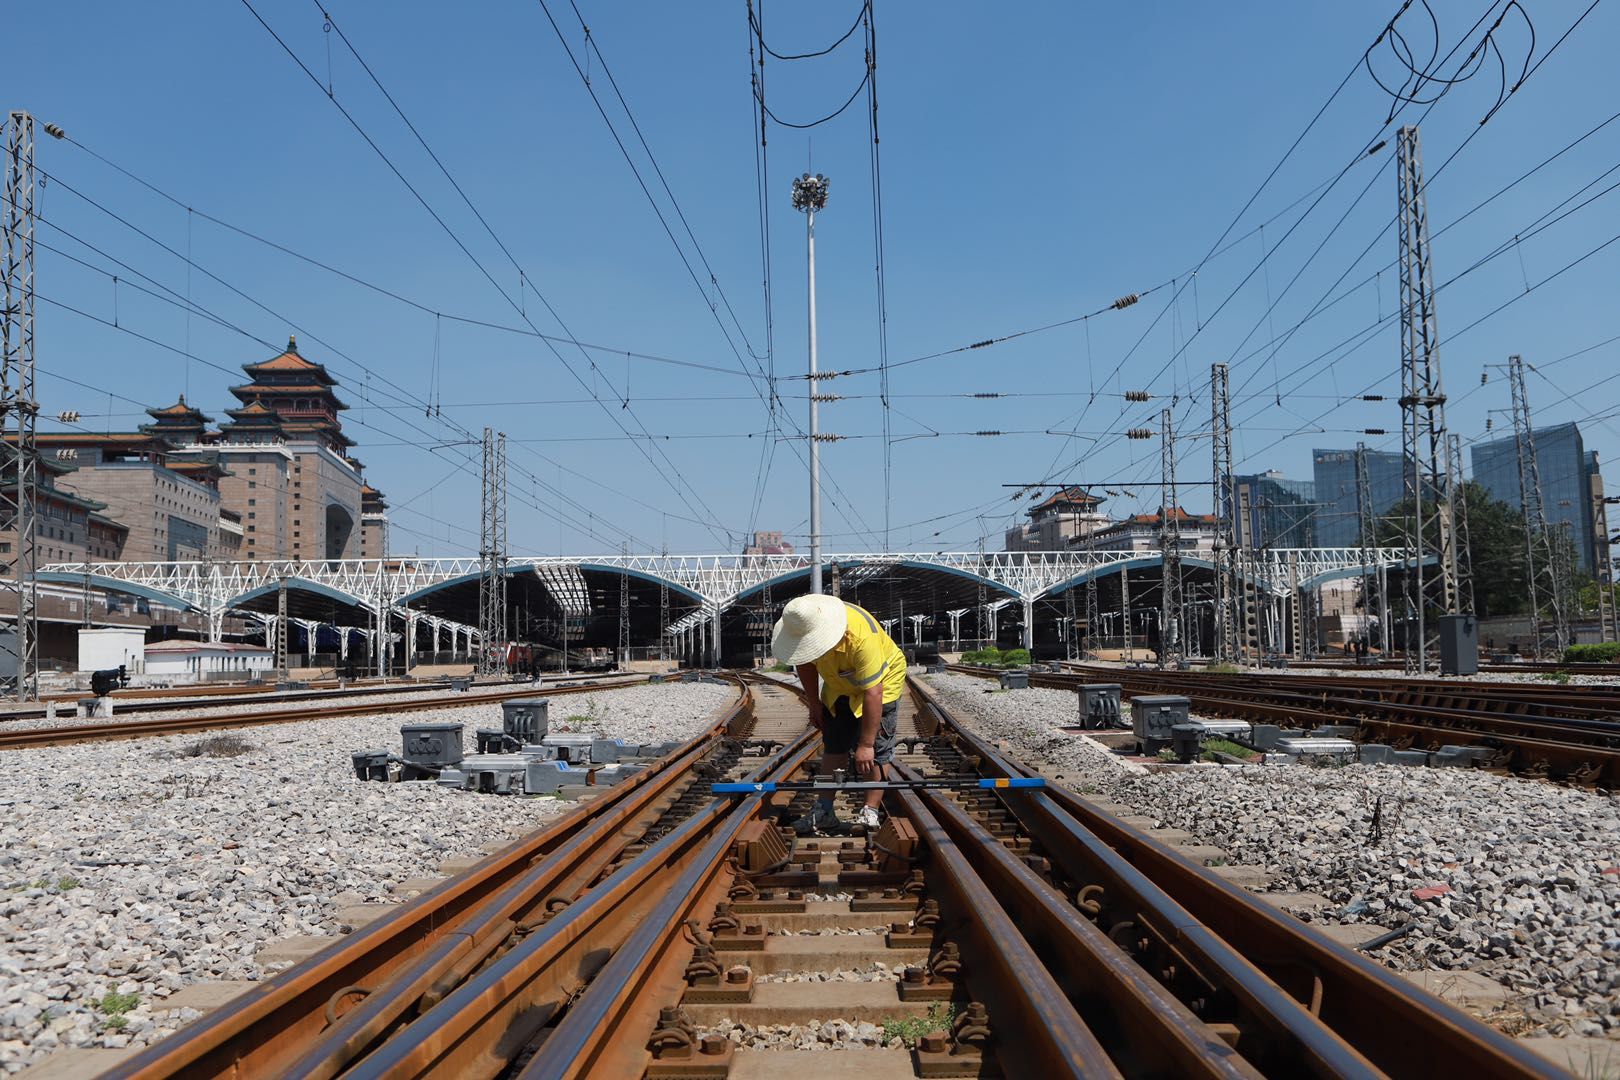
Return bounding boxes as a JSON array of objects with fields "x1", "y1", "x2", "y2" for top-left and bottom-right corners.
[
  {"x1": 793, "y1": 802, "x2": 840, "y2": 836},
  {"x1": 854, "y1": 806, "x2": 882, "y2": 832}
]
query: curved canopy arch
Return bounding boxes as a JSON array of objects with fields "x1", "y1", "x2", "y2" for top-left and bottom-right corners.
[
  {"x1": 724, "y1": 558, "x2": 1023, "y2": 612},
  {"x1": 1035, "y1": 555, "x2": 1221, "y2": 600},
  {"x1": 36, "y1": 571, "x2": 203, "y2": 613},
  {"x1": 227, "y1": 576, "x2": 369, "y2": 611},
  {"x1": 576, "y1": 562, "x2": 707, "y2": 605}
]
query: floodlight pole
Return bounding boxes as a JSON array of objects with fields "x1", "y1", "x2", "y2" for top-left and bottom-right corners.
[{"x1": 793, "y1": 173, "x2": 829, "y2": 594}]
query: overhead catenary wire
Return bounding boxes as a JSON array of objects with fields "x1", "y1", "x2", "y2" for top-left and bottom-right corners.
[{"x1": 240, "y1": 0, "x2": 740, "y2": 549}]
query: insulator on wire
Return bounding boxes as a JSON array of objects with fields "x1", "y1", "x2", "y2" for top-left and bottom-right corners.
[
  {"x1": 1112, "y1": 293, "x2": 1140, "y2": 310},
  {"x1": 972, "y1": 431, "x2": 1001, "y2": 437},
  {"x1": 1359, "y1": 395, "x2": 1385, "y2": 402},
  {"x1": 967, "y1": 339, "x2": 995, "y2": 350},
  {"x1": 1363, "y1": 428, "x2": 1387, "y2": 435},
  {"x1": 1126, "y1": 428, "x2": 1155, "y2": 440},
  {"x1": 1124, "y1": 390, "x2": 1151, "y2": 402}
]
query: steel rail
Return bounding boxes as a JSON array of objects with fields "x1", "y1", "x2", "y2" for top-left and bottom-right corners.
[
  {"x1": 342, "y1": 730, "x2": 819, "y2": 1078},
  {"x1": 0, "y1": 679, "x2": 454, "y2": 723},
  {"x1": 104, "y1": 678, "x2": 755, "y2": 1079},
  {"x1": 954, "y1": 665, "x2": 1620, "y2": 785},
  {"x1": 911, "y1": 677, "x2": 1561, "y2": 1079},
  {"x1": 0, "y1": 677, "x2": 648, "y2": 750},
  {"x1": 890, "y1": 754, "x2": 1272, "y2": 1079}
]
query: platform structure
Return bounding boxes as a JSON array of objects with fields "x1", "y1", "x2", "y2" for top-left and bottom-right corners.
[{"x1": 41, "y1": 548, "x2": 1412, "y2": 656}]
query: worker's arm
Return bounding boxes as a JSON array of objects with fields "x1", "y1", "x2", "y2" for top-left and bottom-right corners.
[
  {"x1": 795, "y1": 663, "x2": 824, "y2": 729},
  {"x1": 853, "y1": 682, "x2": 883, "y2": 775}
]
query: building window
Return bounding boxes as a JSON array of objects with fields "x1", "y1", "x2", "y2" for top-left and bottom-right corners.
[
  {"x1": 248, "y1": 525, "x2": 256, "y2": 533},
  {"x1": 248, "y1": 512, "x2": 256, "y2": 520},
  {"x1": 248, "y1": 499, "x2": 256, "y2": 506},
  {"x1": 249, "y1": 468, "x2": 257, "y2": 475},
  {"x1": 249, "y1": 481, "x2": 256, "y2": 489}
]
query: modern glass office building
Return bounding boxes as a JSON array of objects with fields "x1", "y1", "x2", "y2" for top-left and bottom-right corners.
[
  {"x1": 1226, "y1": 471, "x2": 1317, "y2": 548},
  {"x1": 1312, "y1": 448, "x2": 1405, "y2": 548},
  {"x1": 1470, "y1": 422, "x2": 1599, "y2": 575}
]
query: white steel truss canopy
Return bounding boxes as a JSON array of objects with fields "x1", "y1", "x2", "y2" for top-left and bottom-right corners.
[{"x1": 41, "y1": 548, "x2": 1415, "y2": 639}]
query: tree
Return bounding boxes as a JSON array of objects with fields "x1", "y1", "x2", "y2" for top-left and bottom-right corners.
[{"x1": 1374, "y1": 481, "x2": 1533, "y2": 618}]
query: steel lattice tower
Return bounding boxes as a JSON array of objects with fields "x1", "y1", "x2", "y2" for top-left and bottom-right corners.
[
  {"x1": 1210, "y1": 363, "x2": 1238, "y2": 663},
  {"x1": 1592, "y1": 485, "x2": 1616, "y2": 643},
  {"x1": 1446, "y1": 433, "x2": 1475, "y2": 614},
  {"x1": 1508, "y1": 356, "x2": 1568, "y2": 656},
  {"x1": 1158, "y1": 408, "x2": 1184, "y2": 667},
  {"x1": 1355, "y1": 443, "x2": 1381, "y2": 653},
  {"x1": 477, "y1": 428, "x2": 508, "y2": 675},
  {"x1": 1395, "y1": 125, "x2": 1459, "y2": 672},
  {"x1": 2, "y1": 113, "x2": 41, "y2": 700},
  {"x1": 1084, "y1": 571, "x2": 1100, "y2": 660}
]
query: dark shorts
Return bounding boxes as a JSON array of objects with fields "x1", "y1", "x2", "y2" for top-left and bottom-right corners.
[{"x1": 822, "y1": 697, "x2": 898, "y2": 765}]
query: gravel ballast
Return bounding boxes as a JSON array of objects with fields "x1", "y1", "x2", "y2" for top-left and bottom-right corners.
[
  {"x1": 921, "y1": 671, "x2": 1620, "y2": 1041},
  {"x1": 0, "y1": 679, "x2": 735, "y2": 1070}
]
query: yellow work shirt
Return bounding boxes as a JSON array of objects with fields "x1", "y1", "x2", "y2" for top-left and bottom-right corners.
[{"x1": 812, "y1": 603, "x2": 907, "y2": 717}]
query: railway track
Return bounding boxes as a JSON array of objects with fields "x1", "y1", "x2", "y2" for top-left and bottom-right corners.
[
  {"x1": 94, "y1": 670, "x2": 1560, "y2": 1078},
  {"x1": 992, "y1": 663, "x2": 1620, "y2": 788},
  {"x1": 0, "y1": 676, "x2": 649, "y2": 750},
  {"x1": 2, "y1": 671, "x2": 638, "y2": 723},
  {"x1": 1265, "y1": 657, "x2": 1620, "y2": 678}
]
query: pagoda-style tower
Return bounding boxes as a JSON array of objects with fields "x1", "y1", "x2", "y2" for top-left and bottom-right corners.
[
  {"x1": 228, "y1": 336, "x2": 353, "y2": 454},
  {"x1": 138, "y1": 395, "x2": 213, "y2": 448},
  {"x1": 217, "y1": 399, "x2": 288, "y2": 445}
]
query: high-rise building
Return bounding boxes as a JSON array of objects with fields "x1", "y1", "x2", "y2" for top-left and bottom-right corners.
[
  {"x1": 1312, "y1": 448, "x2": 1404, "y2": 548},
  {"x1": 1470, "y1": 422, "x2": 1599, "y2": 575},
  {"x1": 1226, "y1": 471, "x2": 1316, "y2": 549}
]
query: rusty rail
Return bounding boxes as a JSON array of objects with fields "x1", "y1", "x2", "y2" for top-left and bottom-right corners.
[
  {"x1": 104, "y1": 677, "x2": 757, "y2": 1079},
  {"x1": 0, "y1": 677, "x2": 648, "y2": 750},
  {"x1": 910, "y1": 676, "x2": 1560, "y2": 1078}
]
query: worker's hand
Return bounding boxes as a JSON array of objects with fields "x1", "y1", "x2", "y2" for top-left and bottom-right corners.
[
  {"x1": 808, "y1": 703, "x2": 825, "y2": 732},
  {"x1": 854, "y1": 743, "x2": 877, "y2": 775}
]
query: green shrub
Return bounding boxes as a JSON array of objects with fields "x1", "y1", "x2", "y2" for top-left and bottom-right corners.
[
  {"x1": 959, "y1": 647, "x2": 1030, "y2": 669},
  {"x1": 1564, "y1": 642, "x2": 1620, "y2": 663}
]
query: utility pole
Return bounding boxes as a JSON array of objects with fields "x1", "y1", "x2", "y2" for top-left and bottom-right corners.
[
  {"x1": 618, "y1": 543, "x2": 631, "y2": 668},
  {"x1": 1507, "y1": 355, "x2": 1568, "y2": 657},
  {"x1": 1063, "y1": 584, "x2": 1077, "y2": 661},
  {"x1": 1395, "y1": 125, "x2": 1459, "y2": 672},
  {"x1": 1210, "y1": 363, "x2": 1237, "y2": 664},
  {"x1": 1159, "y1": 407, "x2": 1184, "y2": 668},
  {"x1": 2, "y1": 113, "x2": 56, "y2": 701},
  {"x1": 477, "y1": 428, "x2": 508, "y2": 675},
  {"x1": 975, "y1": 531, "x2": 989, "y2": 649},
  {"x1": 792, "y1": 172, "x2": 829, "y2": 595}
]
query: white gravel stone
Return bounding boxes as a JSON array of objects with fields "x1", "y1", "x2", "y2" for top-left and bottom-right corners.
[
  {"x1": 922, "y1": 672, "x2": 1620, "y2": 1041},
  {"x1": 920, "y1": 673, "x2": 1145, "y2": 781},
  {"x1": 0, "y1": 679, "x2": 734, "y2": 1071}
]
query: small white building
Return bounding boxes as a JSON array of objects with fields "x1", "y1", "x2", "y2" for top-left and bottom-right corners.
[
  {"x1": 78, "y1": 627, "x2": 146, "y2": 675},
  {"x1": 144, "y1": 640, "x2": 274, "y2": 681}
]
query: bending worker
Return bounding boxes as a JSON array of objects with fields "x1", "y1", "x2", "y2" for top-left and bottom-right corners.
[{"x1": 771, "y1": 593, "x2": 907, "y2": 834}]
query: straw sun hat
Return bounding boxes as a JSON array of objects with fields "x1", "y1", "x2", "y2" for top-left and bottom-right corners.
[{"x1": 770, "y1": 594, "x2": 848, "y2": 667}]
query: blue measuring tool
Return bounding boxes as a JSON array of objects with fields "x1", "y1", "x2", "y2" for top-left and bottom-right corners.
[{"x1": 711, "y1": 777, "x2": 1045, "y2": 794}]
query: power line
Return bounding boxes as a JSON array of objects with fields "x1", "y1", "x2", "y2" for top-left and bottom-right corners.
[{"x1": 240, "y1": 0, "x2": 738, "y2": 548}]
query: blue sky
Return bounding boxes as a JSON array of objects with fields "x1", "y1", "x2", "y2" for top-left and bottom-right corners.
[{"x1": 15, "y1": 1, "x2": 1620, "y2": 555}]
